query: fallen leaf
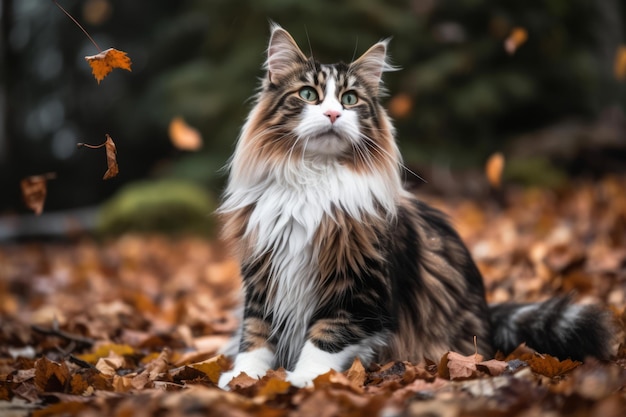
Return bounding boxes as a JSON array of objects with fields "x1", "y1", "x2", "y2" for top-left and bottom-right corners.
[
  {"x1": 345, "y1": 357, "x2": 367, "y2": 387},
  {"x1": 189, "y1": 354, "x2": 230, "y2": 384},
  {"x1": 526, "y1": 354, "x2": 580, "y2": 378},
  {"x1": 615, "y1": 45, "x2": 626, "y2": 81},
  {"x1": 34, "y1": 357, "x2": 70, "y2": 393},
  {"x1": 440, "y1": 351, "x2": 484, "y2": 380},
  {"x1": 169, "y1": 117, "x2": 203, "y2": 151},
  {"x1": 476, "y1": 359, "x2": 508, "y2": 376},
  {"x1": 84, "y1": 48, "x2": 132, "y2": 84},
  {"x1": 485, "y1": 152, "x2": 505, "y2": 189},
  {"x1": 20, "y1": 173, "x2": 56, "y2": 215},
  {"x1": 388, "y1": 93, "x2": 413, "y2": 119},
  {"x1": 504, "y1": 27, "x2": 528, "y2": 55}
]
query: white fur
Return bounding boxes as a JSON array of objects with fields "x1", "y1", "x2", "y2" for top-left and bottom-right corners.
[
  {"x1": 287, "y1": 337, "x2": 385, "y2": 387},
  {"x1": 218, "y1": 346, "x2": 273, "y2": 389}
]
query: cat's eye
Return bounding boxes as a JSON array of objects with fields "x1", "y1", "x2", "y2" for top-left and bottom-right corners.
[
  {"x1": 298, "y1": 87, "x2": 318, "y2": 102},
  {"x1": 341, "y1": 91, "x2": 358, "y2": 106}
]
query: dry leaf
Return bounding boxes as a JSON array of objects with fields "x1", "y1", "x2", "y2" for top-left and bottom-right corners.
[
  {"x1": 169, "y1": 117, "x2": 203, "y2": 151},
  {"x1": 485, "y1": 152, "x2": 505, "y2": 189},
  {"x1": 504, "y1": 27, "x2": 528, "y2": 55},
  {"x1": 526, "y1": 354, "x2": 581, "y2": 378},
  {"x1": 345, "y1": 357, "x2": 367, "y2": 387},
  {"x1": 84, "y1": 48, "x2": 132, "y2": 84},
  {"x1": 77, "y1": 134, "x2": 119, "y2": 180},
  {"x1": 103, "y1": 134, "x2": 119, "y2": 179},
  {"x1": 614, "y1": 46, "x2": 626, "y2": 81},
  {"x1": 439, "y1": 351, "x2": 484, "y2": 380},
  {"x1": 34, "y1": 357, "x2": 70, "y2": 393},
  {"x1": 189, "y1": 354, "x2": 230, "y2": 384},
  {"x1": 20, "y1": 173, "x2": 56, "y2": 215}
]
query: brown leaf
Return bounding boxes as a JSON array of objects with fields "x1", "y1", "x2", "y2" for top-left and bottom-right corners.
[
  {"x1": 526, "y1": 354, "x2": 581, "y2": 378},
  {"x1": 20, "y1": 173, "x2": 56, "y2": 215},
  {"x1": 345, "y1": 357, "x2": 367, "y2": 387},
  {"x1": 84, "y1": 48, "x2": 132, "y2": 84},
  {"x1": 504, "y1": 27, "x2": 528, "y2": 55},
  {"x1": 77, "y1": 134, "x2": 119, "y2": 180},
  {"x1": 103, "y1": 134, "x2": 119, "y2": 179},
  {"x1": 485, "y1": 152, "x2": 505, "y2": 189},
  {"x1": 387, "y1": 93, "x2": 413, "y2": 119},
  {"x1": 440, "y1": 351, "x2": 484, "y2": 380},
  {"x1": 34, "y1": 357, "x2": 70, "y2": 393},
  {"x1": 476, "y1": 359, "x2": 508, "y2": 376},
  {"x1": 169, "y1": 117, "x2": 203, "y2": 151}
]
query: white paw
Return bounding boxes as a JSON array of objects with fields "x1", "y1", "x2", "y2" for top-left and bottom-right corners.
[
  {"x1": 286, "y1": 370, "x2": 320, "y2": 388},
  {"x1": 217, "y1": 347, "x2": 274, "y2": 390}
]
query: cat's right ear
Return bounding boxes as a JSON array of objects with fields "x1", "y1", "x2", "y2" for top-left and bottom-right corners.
[{"x1": 266, "y1": 24, "x2": 307, "y2": 84}]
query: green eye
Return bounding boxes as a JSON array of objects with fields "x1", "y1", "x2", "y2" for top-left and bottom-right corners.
[
  {"x1": 299, "y1": 87, "x2": 318, "y2": 102},
  {"x1": 341, "y1": 91, "x2": 358, "y2": 106}
]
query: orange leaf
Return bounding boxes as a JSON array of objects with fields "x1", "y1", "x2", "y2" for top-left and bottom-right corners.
[
  {"x1": 388, "y1": 93, "x2": 413, "y2": 119},
  {"x1": 614, "y1": 45, "x2": 626, "y2": 81},
  {"x1": 84, "y1": 48, "x2": 132, "y2": 84},
  {"x1": 526, "y1": 354, "x2": 581, "y2": 378},
  {"x1": 504, "y1": 27, "x2": 528, "y2": 55},
  {"x1": 20, "y1": 173, "x2": 56, "y2": 215},
  {"x1": 485, "y1": 152, "x2": 505, "y2": 189},
  {"x1": 169, "y1": 117, "x2": 203, "y2": 151},
  {"x1": 189, "y1": 354, "x2": 230, "y2": 384},
  {"x1": 345, "y1": 357, "x2": 367, "y2": 387}
]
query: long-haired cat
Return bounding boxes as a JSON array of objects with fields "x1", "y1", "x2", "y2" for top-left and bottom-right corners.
[{"x1": 217, "y1": 24, "x2": 613, "y2": 388}]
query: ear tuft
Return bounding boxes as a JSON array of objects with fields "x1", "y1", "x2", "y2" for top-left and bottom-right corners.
[
  {"x1": 351, "y1": 40, "x2": 397, "y2": 91},
  {"x1": 266, "y1": 24, "x2": 307, "y2": 84}
]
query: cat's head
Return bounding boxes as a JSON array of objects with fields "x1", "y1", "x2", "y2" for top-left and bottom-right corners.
[{"x1": 231, "y1": 24, "x2": 401, "y2": 181}]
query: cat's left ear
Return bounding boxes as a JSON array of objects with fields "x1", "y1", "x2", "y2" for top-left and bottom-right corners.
[{"x1": 351, "y1": 40, "x2": 395, "y2": 92}]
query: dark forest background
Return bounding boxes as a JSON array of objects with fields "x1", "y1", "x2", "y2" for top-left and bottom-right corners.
[{"x1": 0, "y1": 0, "x2": 625, "y2": 236}]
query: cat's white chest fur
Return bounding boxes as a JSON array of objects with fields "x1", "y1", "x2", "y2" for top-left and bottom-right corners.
[{"x1": 239, "y1": 160, "x2": 397, "y2": 367}]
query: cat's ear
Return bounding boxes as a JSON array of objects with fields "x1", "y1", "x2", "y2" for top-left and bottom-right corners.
[
  {"x1": 351, "y1": 40, "x2": 395, "y2": 92},
  {"x1": 266, "y1": 24, "x2": 308, "y2": 84}
]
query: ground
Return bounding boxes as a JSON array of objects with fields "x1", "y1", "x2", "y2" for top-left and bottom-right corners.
[{"x1": 1, "y1": 175, "x2": 626, "y2": 416}]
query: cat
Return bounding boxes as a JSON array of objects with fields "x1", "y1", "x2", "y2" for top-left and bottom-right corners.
[{"x1": 217, "y1": 24, "x2": 614, "y2": 388}]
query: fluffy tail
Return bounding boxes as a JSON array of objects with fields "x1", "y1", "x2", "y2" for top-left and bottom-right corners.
[{"x1": 490, "y1": 296, "x2": 615, "y2": 361}]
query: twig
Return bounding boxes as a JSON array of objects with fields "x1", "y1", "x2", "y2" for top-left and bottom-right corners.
[{"x1": 31, "y1": 324, "x2": 95, "y2": 348}]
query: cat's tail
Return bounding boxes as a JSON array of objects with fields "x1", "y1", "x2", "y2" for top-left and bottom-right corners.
[{"x1": 489, "y1": 296, "x2": 615, "y2": 361}]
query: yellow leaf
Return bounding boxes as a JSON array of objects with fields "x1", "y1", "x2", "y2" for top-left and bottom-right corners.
[
  {"x1": 504, "y1": 27, "x2": 528, "y2": 55},
  {"x1": 169, "y1": 117, "x2": 203, "y2": 151},
  {"x1": 189, "y1": 354, "x2": 230, "y2": 384},
  {"x1": 84, "y1": 47, "x2": 132, "y2": 84},
  {"x1": 614, "y1": 45, "x2": 626, "y2": 81}
]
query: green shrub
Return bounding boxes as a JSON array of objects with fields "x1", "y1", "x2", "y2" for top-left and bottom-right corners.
[{"x1": 97, "y1": 180, "x2": 217, "y2": 236}]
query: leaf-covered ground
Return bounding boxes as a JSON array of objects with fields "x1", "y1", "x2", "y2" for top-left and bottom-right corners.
[{"x1": 2, "y1": 176, "x2": 626, "y2": 416}]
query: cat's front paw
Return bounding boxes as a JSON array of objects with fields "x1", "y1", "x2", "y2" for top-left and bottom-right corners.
[{"x1": 286, "y1": 370, "x2": 319, "y2": 388}]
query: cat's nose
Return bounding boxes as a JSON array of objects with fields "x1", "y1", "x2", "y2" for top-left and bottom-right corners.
[{"x1": 324, "y1": 110, "x2": 341, "y2": 124}]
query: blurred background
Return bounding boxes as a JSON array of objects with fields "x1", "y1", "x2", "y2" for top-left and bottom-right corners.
[{"x1": 0, "y1": 0, "x2": 625, "y2": 239}]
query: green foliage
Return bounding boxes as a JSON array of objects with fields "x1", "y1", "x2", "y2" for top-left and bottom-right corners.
[{"x1": 97, "y1": 180, "x2": 216, "y2": 236}]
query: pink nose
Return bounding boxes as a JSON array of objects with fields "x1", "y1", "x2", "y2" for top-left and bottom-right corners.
[{"x1": 324, "y1": 110, "x2": 341, "y2": 124}]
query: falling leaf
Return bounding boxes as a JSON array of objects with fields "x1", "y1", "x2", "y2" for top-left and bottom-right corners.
[
  {"x1": 20, "y1": 173, "x2": 56, "y2": 215},
  {"x1": 388, "y1": 93, "x2": 414, "y2": 119},
  {"x1": 614, "y1": 46, "x2": 626, "y2": 81},
  {"x1": 84, "y1": 48, "x2": 132, "y2": 84},
  {"x1": 504, "y1": 27, "x2": 528, "y2": 55},
  {"x1": 485, "y1": 152, "x2": 505, "y2": 189},
  {"x1": 168, "y1": 117, "x2": 203, "y2": 151},
  {"x1": 77, "y1": 134, "x2": 119, "y2": 180}
]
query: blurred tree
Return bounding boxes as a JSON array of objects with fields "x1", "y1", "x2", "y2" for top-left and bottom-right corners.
[{"x1": 0, "y1": 0, "x2": 624, "y2": 214}]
